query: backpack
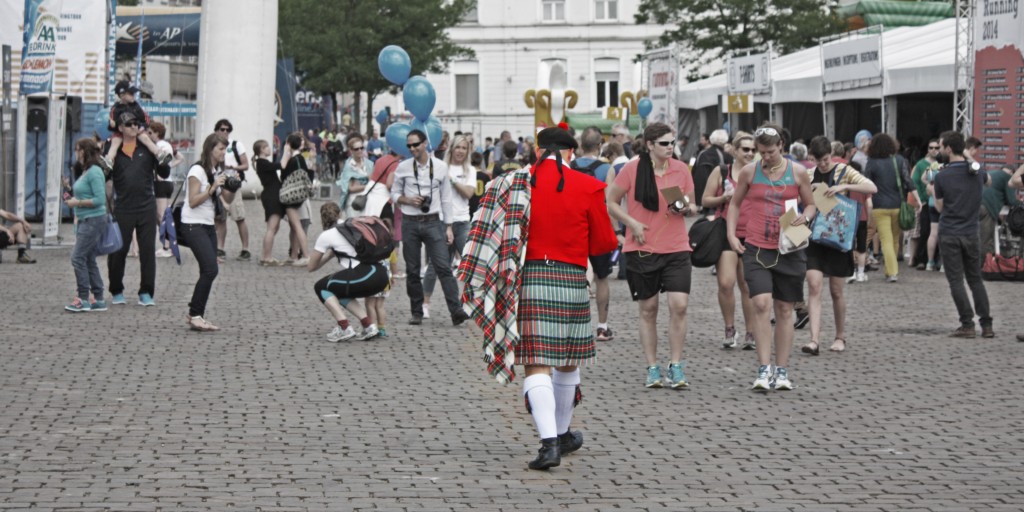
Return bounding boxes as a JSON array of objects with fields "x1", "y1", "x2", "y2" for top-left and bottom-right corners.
[
  {"x1": 1007, "y1": 204, "x2": 1024, "y2": 237},
  {"x1": 334, "y1": 216, "x2": 395, "y2": 264},
  {"x1": 569, "y1": 158, "x2": 604, "y2": 177}
]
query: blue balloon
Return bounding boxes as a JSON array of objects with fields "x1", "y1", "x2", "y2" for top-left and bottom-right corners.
[
  {"x1": 403, "y1": 76, "x2": 436, "y2": 122},
  {"x1": 385, "y1": 123, "x2": 413, "y2": 159},
  {"x1": 409, "y1": 116, "x2": 442, "y2": 151},
  {"x1": 637, "y1": 98, "x2": 653, "y2": 119},
  {"x1": 93, "y1": 109, "x2": 111, "y2": 139},
  {"x1": 375, "y1": 109, "x2": 388, "y2": 125},
  {"x1": 378, "y1": 45, "x2": 411, "y2": 86}
]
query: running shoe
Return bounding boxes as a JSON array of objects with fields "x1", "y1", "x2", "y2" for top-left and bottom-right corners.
[
  {"x1": 90, "y1": 300, "x2": 108, "y2": 312},
  {"x1": 666, "y1": 363, "x2": 689, "y2": 389},
  {"x1": 741, "y1": 332, "x2": 756, "y2": 350},
  {"x1": 216, "y1": 249, "x2": 226, "y2": 258},
  {"x1": 138, "y1": 293, "x2": 156, "y2": 306},
  {"x1": 326, "y1": 326, "x2": 357, "y2": 342},
  {"x1": 596, "y1": 327, "x2": 614, "y2": 342},
  {"x1": 752, "y1": 364, "x2": 772, "y2": 391},
  {"x1": 238, "y1": 250, "x2": 252, "y2": 261},
  {"x1": 722, "y1": 327, "x2": 738, "y2": 349},
  {"x1": 855, "y1": 273, "x2": 869, "y2": 283},
  {"x1": 356, "y1": 324, "x2": 380, "y2": 341},
  {"x1": 885, "y1": 275, "x2": 898, "y2": 283},
  {"x1": 65, "y1": 297, "x2": 91, "y2": 313},
  {"x1": 422, "y1": 304, "x2": 431, "y2": 319},
  {"x1": 16, "y1": 252, "x2": 36, "y2": 264},
  {"x1": 111, "y1": 293, "x2": 126, "y2": 305},
  {"x1": 771, "y1": 367, "x2": 794, "y2": 390},
  {"x1": 377, "y1": 327, "x2": 388, "y2": 338},
  {"x1": 794, "y1": 309, "x2": 810, "y2": 329},
  {"x1": 644, "y1": 365, "x2": 663, "y2": 388}
]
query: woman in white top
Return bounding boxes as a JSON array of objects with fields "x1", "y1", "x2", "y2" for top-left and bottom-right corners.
[
  {"x1": 308, "y1": 202, "x2": 389, "y2": 342},
  {"x1": 422, "y1": 134, "x2": 476, "y2": 317},
  {"x1": 180, "y1": 133, "x2": 228, "y2": 331},
  {"x1": 337, "y1": 133, "x2": 372, "y2": 219}
]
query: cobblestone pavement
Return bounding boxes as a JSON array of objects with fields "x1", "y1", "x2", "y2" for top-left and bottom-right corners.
[{"x1": 2, "y1": 198, "x2": 1024, "y2": 511}]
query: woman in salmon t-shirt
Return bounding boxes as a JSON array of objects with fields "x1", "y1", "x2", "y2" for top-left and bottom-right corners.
[{"x1": 607, "y1": 122, "x2": 699, "y2": 391}]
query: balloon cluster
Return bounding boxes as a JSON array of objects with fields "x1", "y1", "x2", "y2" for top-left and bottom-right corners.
[{"x1": 378, "y1": 45, "x2": 442, "y2": 158}]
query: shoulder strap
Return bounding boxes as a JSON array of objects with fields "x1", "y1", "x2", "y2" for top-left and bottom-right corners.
[
  {"x1": 830, "y1": 164, "x2": 848, "y2": 187},
  {"x1": 365, "y1": 159, "x2": 400, "y2": 195},
  {"x1": 892, "y1": 157, "x2": 902, "y2": 189}
]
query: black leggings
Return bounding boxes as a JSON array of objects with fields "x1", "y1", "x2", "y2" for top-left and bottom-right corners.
[{"x1": 314, "y1": 262, "x2": 388, "y2": 305}]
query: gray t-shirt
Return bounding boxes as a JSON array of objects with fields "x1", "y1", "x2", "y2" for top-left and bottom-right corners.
[{"x1": 933, "y1": 161, "x2": 987, "y2": 237}]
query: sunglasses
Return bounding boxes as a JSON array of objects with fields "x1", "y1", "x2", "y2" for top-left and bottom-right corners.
[
  {"x1": 350, "y1": 146, "x2": 365, "y2": 151},
  {"x1": 654, "y1": 140, "x2": 674, "y2": 147},
  {"x1": 928, "y1": 146, "x2": 940, "y2": 149},
  {"x1": 123, "y1": 122, "x2": 138, "y2": 128},
  {"x1": 754, "y1": 127, "x2": 779, "y2": 137},
  {"x1": 739, "y1": 147, "x2": 755, "y2": 153},
  {"x1": 406, "y1": 141, "x2": 424, "y2": 149},
  {"x1": 217, "y1": 127, "x2": 232, "y2": 133}
]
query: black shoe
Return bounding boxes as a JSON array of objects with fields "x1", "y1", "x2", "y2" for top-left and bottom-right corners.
[
  {"x1": 216, "y1": 249, "x2": 226, "y2": 258},
  {"x1": 1017, "y1": 333, "x2": 1024, "y2": 342},
  {"x1": 528, "y1": 438, "x2": 560, "y2": 470},
  {"x1": 794, "y1": 309, "x2": 810, "y2": 329},
  {"x1": 238, "y1": 250, "x2": 251, "y2": 261},
  {"x1": 452, "y1": 310, "x2": 470, "y2": 326},
  {"x1": 558, "y1": 430, "x2": 583, "y2": 455},
  {"x1": 981, "y1": 325, "x2": 995, "y2": 339},
  {"x1": 409, "y1": 316, "x2": 423, "y2": 325}
]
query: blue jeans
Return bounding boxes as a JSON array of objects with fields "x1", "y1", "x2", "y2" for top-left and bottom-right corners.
[
  {"x1": 940, "y1": 235, "x2": 991, "y2": 327},
  {"x1": 71, "y1": 215, "x2": 106, "y2": 301},
  {"x1": 423, "y1": 220, "x2": 470, "y2": 296},
  {"x1": 402, "y1": 216, "x2": 463, "y2": 318},
  {"x1": 181, "y1": 223, "x2": 219, "y2": 317}
]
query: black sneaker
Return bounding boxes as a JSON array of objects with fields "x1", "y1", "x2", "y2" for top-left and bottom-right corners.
[
  {"x1": 452, "y1": 310, "x2": 470, "y2": 326},
  {"x1": 408, "y1": 316, "x2": 423, "y2": 325},
  {"x1": 238, "y1": 250, "x2": 251, "y2": 261},
  {"x1": 216, "y1": 249, "x2": 226, "y2": 258},
  {"x1": 794, "y1": 309, "x2": 810, "y2": 329},
  {"x1": 17, "y1": 252, "x2": 36, "y2": 264}
]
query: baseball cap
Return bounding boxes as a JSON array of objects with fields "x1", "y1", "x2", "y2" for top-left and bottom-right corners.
[
  {"x1": 115, "y1": 80, "x2": 139, "y2": 96},
  {"x1": 118, "y1": 113, "x2": 138, "y2": 127}
]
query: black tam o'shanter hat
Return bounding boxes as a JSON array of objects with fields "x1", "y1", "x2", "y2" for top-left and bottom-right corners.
[{"x1": 532, "y1": 123, "x2": 577, "y2": 192}]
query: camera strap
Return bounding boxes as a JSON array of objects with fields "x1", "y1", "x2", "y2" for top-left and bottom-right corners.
[{"x1": 413, "y1": 157, "x2": 434, "y2": 200}]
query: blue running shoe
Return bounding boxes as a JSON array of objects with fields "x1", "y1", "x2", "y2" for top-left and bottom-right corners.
[
  {"x1": 667, "y1": 362, "x2": 689, "y2": 389},
  {"x1": 752, "y1": 364, "x2": 772, "y2": 391},
  {"x1": 645, "y1": 365, "x2": 663, "y2": 388},
  {"x1": 90, "y1": 300, "x2": 108, "y2": 312},
  {"x1": 65, "y1": 297, "x2": 91, "y2": 313},
  {"x1": 111, "y1": 293, "x2": 126, "y2": 305},
  {"x1": 771, "y1": 367, "x2": 794, "y2": 390},
  {"x1": 138, "y1": 293, "x2": 155, "y2": 306}
]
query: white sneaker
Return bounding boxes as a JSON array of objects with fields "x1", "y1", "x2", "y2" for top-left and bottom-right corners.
[
  {"x1": 292, "y1": 257, "x2": 309, "y2": 267},
  {"x1": 855, "y1": 272, "x2": 868, "y2": 283},
  {"x1": 356, "y1": 324, "x2": 379, "y2": 341},
  {"x1": 771, "y1": 367, "x2": 795, "y2": 390},
  {"x1": 326, "y1": 325, "x2": 356, "y2": 342},
  {"x1": 752, "y1": 365, "x2": 772, "y2": 391},
  {"x1": 846, "y1": 275, "x2": 857, "y2": 284},
  {"x1": 722, "y1": 329, "x2": 738, "y2": 349},
  {"x1": 422, "y1": 304, "x2": 431, "y2": 319},
  {"x1": 155, "y1": 248, "x2": 173, "y2": 258}
]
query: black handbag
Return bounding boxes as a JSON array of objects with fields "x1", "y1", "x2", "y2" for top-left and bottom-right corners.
[
  {"x1": 350, "y1": 194, "x2": 367, "y2": 212},
  {"x1": 688, "y1": 216, "x2": 728, "y2": 267},
  {"x1": 170, "y1": 182, "x2": 189, "y2": 247}
]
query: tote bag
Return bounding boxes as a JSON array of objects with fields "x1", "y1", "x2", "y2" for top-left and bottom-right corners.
[
  {"x1": 810, "y1": 166, "x2": 859, "y2": 252},
  {"x1": 96, "y1": 215, "x2": 123, "y2": 255}
]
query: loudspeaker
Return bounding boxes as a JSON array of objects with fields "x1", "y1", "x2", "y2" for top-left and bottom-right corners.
[
  {"x1": 26, "y1": 97, "x2": 47, "y2": 132},
  {"x1": 66, "y1": 95, "x2": 82, "y2": 132}
]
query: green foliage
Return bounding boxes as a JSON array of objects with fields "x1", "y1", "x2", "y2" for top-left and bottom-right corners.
[
  {"x1": 636, "y1": 0, "x2": 844, "y2": 81},
  {"x1": 278, "y1": 0, "x2": 474, "y2": 97}
]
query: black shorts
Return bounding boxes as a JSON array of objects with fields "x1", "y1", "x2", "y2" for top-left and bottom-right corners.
[
  {"x1": 0, "y1": 231, "x2": 10, "y2": 249},
  {"x1": 855, "y1": 220, "x2": 868, "y2": 253},
  {"x1": 154, "y1": 180, "x2": 174, "y2": 199},
  {"x1": 625, "y1": 250, "x2": 692, "y2": 301},
  {"x1": 589, "y1": 250, "x2": 615, "y2": 279},
  {"x1": 742, "y1": 243, "x2": 806, "y2": 303},
  {"x1": 929, "y1": 206, "x2": 941, "y2": 223},
  {"x1": 806, "y1": 242, "x2": 854, "y2": 278},
  {"x1": 314, "y1": 262, "x2": 389, "y2": 304}
]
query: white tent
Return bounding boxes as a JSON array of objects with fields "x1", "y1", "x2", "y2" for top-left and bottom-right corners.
[{"x1": 677, "y1": 18, "x2": 956, "y2": 108}]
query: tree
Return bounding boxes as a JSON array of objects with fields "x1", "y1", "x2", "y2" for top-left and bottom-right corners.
[
  {"x1": 279, "y1": 0, "x2": 474, "y2": 135},
  {"x1": 636, "y1": 0, "x2": 844, "y2": 81}
]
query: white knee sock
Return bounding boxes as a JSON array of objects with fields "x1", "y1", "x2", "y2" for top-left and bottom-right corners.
[
  {"x1": 522, "y1": 374, "x2": 557, "y2": 440},
  {"x1": 552, "y1": 369, "x2": 581, "y2": 435}
]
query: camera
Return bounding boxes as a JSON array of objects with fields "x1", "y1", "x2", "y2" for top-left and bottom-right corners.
[
  {"x1": 668, "y1": 195, "x2": 690, "y2": 213},
  {"x1": 419, "y1": 195, "x2": 432, "y2": 213},
  {"x1": 223, "y1": 176, "x2": 243, "y2": 192}
]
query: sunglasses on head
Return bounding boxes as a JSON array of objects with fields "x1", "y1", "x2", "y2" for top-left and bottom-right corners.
[
  {"x1": 654, "y1": 140, "x2": 674, "y2": 147},
  {"x1": 754, "y1": 127, "x2": 779, "y2": 137}
]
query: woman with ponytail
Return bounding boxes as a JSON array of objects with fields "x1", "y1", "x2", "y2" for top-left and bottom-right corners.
[
  {"x1": 64, "y1": 138, "x2": 109, "y2": 312},
  {"x1": 606, "y1": 122, "x2": 698, "y2": 390}
]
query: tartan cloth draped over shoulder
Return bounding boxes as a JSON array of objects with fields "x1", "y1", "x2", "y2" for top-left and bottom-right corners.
[{"x1": 457, "y1": 169, "x2": 531, "y2": 384}]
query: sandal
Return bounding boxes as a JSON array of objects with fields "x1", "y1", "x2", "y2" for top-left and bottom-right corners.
[
  {"x1": 188, "y1": 315, "x2": 221, "y2": 332},
  {"x1": 801, "y1": 341, "x2": 820, "y2": 356},
  {"x1": 258, "y1": 258, "x2": 282, "y2": 266},
  {"x1": 830, "y1": 338, "x2": 846, "y2": 352}
]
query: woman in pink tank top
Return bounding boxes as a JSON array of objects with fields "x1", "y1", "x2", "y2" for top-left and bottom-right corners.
[{"x1": 725, "y1": 124, "x2": 817, "y2": 393}]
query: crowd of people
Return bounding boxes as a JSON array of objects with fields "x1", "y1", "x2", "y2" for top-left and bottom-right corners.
[{"x1": 41, "y1": 93, "x2": 1022, "y2": 470}]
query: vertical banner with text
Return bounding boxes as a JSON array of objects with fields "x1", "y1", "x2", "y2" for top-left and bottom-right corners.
[
  {"x1": 19, "y1": 0, "x2": 63, "y2": 96},
  {"x1": 972, "y1": 1, "x2": 1024, "y2": 165},
  {"x1": 646, "y1": 48, "x2": 678, "y2": 131}
]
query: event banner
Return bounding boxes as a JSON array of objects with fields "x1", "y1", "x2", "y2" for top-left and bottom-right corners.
[
  {"x1": 18, "y1": 0, "x2": 63, "y2": 95},
  {"x1": 821, "y1": 35, "x2": 882, "y2": 87},
  {"x1": 727, "y1": 53, "x2": 770, "y2": 94},
  {"x1": 646, "y1": 49, "x2": 678, "y2": 130},
  {"x1": 972, "y1": 0, "x2": 1024, "y2": 165},
  {"x1": 114, "y1": 6, "x2": 200, "y2": 57}
]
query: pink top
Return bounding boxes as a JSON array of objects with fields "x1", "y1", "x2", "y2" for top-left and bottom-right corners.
[
  {"x1": 745, "y1": 160, "x2": 800, "y2": 250},
  {"x1": 716, "y1": 166, "x2": 748, "y2": 239},
  {"x1": 614, "y1": 158, "x2": 693, "y2": 254}
]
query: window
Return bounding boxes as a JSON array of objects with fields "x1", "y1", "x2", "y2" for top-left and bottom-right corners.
[
  {"x1": 542, "y1": 0, "x2": 565, "y2": 22},
  {"x1": 595, "y1": 58, "x2": 619, "y2": 108},
  {"x1": 595, "y1": 0, "x2": 617, "y2": 20},
  {"x1": 462, "y1": 1, "x2": 478, "y2": 23},
  {"x1": 454, "y1": 60, "x2": 480, "y2": 112}
]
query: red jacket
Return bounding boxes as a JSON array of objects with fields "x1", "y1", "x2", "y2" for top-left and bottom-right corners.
[{"x1": 525, "y1": 158, "x2": 618, "y2": 266}]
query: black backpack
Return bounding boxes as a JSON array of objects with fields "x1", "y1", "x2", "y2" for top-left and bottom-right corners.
[
  {"x1": 1007, "y1": 204, "x2": 1024, "y2": 237},
  {"x1": 334, "y1": 216, "x2": 395, "y2": 264},
  {"x1": 570, "y1": 158, "x2": 605, "y2": 177}
]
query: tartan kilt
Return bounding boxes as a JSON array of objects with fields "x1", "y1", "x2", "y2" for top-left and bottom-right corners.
[{"x1": 516, "y1": 261, "x2": 595, "y2": 367}]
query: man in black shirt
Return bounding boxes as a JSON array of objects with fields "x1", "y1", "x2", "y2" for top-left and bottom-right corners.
[
  {"x1": 106, "y1": 113, "x2": 171, "y2": 306},
  {"x1": 933, "y1": 131, "x2": 992, "y2": 339},
  {"x1": 491, "y1": 140, "x2": 522, "y2": 179}
]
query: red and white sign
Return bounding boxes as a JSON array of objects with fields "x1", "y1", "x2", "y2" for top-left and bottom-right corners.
[{"x1": 973, "y1": 2, "x2": 1024, "y2": 165}]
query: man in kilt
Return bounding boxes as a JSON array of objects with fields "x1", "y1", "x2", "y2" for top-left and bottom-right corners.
[{"x1": 459, "y1": 124, "x2": 617, "y2": 470}]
